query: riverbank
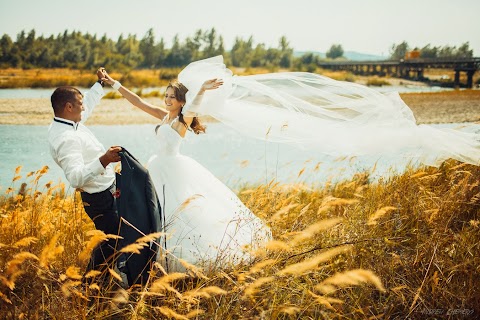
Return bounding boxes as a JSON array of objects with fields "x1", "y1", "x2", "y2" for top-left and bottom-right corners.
[{"x1": 1, "y1": 90, "x2": 479, "y2": 125}]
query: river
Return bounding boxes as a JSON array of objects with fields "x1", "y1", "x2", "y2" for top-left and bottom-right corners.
[
  {"x1": 0, "y1": 84, "x2": 452, "y2": 99},
  {"x1": 2, "y1": 120, "x2": 468, "y2": 193}
]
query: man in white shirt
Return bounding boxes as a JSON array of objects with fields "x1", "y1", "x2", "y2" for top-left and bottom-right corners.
[{"x1": 48, "y1": 69, "x2": 124, "y2": 282}]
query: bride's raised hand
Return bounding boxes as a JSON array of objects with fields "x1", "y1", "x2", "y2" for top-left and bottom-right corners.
[
  {"x1": 187, "y1": 78, "x2": 223, "y2": 112},
  {"x1": 201, "y1": 78, "x2": 223, "y2": 92}
]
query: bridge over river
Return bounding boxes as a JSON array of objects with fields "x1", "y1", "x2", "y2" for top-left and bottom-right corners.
[{"x1": 318, "y1": 58, "x2": 480, "y2": 88}]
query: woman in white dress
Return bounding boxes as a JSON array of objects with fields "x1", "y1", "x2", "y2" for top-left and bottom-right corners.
[{"x1": 100, "y1": 70, "x2": 270, "y2": 270}]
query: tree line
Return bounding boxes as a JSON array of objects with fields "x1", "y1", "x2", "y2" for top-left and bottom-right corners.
[
  {"x1": 390, "y1": 41, "x2": 474, "y2": 60},
  {"x1": 0, "y1": 28, "x2": 292, "y2": 70},
  {"x1": 0, "y1": 28, "x2": 349, "y2": 71},
  {"x1": 0, "y1": 29, "x2": 475, "y2": 71}
]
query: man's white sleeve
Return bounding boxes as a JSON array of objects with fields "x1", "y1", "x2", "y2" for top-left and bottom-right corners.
[
  {"x1": 55, "y1": 137, "x2": 105, "y2": 189},
  {"x1": 81, "y1": 82, "x2": 104, "y2": 123}
]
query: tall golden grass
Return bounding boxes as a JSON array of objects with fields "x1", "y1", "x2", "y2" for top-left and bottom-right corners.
[
  {"x1": 1, "y1": 160, "x2": 479, "y2": 319},
  {"x1": 0, "y1": 68, "x2": 181, "y2": 89},
  {"x1": 0, "y1": 67, "x2": 274, "y2": 89},
  {"x1": 2, "y1": 67, "x2": 479, "y2": 90}
]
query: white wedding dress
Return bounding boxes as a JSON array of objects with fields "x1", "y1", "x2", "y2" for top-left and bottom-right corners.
[{"x1": 147, "y1": 116, "x2": 270, "y2": 270}]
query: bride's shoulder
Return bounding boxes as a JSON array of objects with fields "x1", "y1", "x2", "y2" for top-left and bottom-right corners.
[
  {"x1": 172, "y1": 120, "x2": 188, "y2": 138},
  {"x1": 154, "y1": 114, "x2": 170, "y2": 134}
]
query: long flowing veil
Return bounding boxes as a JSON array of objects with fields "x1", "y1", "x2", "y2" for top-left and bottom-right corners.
[{"x1": 178, "y1": 55, "x2": 480, "y2": 167}]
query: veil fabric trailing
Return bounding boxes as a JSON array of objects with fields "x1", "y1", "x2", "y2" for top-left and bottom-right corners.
[{"x1": 179, "y1": 55, "x2": 480, "y2": 167}]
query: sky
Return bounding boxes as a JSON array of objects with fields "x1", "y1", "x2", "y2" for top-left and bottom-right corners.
[{"x1": 0, "y1": 0, "x2": 479, "y2": 56}]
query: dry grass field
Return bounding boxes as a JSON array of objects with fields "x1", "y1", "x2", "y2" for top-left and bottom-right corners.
[
  {"x1": 1, "y1": 160, "x2": 479, "y2": 319},
  {"x1": 0, "y1": 68, "x2": 180, "y2": 89}
]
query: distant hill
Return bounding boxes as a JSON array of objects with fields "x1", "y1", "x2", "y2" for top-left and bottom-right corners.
[{"x1": 294, "y1": 50, "x2": 388, "y2": 61}]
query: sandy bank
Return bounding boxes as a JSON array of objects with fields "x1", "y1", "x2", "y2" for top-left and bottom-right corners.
[{"x1": 1, "y1": 90, "x2": 479, "y2": 126}]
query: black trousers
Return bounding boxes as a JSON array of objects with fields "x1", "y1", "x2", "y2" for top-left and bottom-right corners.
[{"x1": 80, "y1": 187, "x2": 123, "y2": 272}]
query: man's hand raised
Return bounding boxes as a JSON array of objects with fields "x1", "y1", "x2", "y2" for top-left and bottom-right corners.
[
  {"x1": 99, "y1": 146, "x2": 122, "y2": 168},
  {"x1": 99, "y1": 68, "x2": 116, "y2": 86},
  {"x1": 96, "y1": 67, "x2": 106, "y2": 81}
]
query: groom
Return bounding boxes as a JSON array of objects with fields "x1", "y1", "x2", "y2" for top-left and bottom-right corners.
[{"x1": 48, "y1": 69, "x2": 126, "y2": 284}]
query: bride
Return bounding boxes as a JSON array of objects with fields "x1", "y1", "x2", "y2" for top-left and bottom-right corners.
[{"x1": 100, "y1": 69, "x2": 270, "y2": 271}]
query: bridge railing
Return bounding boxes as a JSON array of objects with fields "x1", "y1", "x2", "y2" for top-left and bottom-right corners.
[
  {"x1": 317, "y1": 57, "x2": 480, "y2": 67},
  {"x1": 316, "y1": 58, "x2": 479, "y2": 88}
]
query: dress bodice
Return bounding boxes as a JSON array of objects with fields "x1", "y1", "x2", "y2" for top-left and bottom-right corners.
[{"x1": 154, "y1": 117, "x2": 183, "y2": 156}]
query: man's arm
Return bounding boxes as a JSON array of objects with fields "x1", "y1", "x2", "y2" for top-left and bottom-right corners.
[
  {"x1": 80, "y1": 69, "x2": 106, "y2": 123},
  {"x1": 54, "y1": 137, "x2": 120, "y2": 188},
  {"x1": 54, "y1": 137, "x2": 104, "y2": 188}
]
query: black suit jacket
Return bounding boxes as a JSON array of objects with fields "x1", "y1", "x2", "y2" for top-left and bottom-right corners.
[{"x1": 115, "y1": 148, "x2": 162, "y2": 285}]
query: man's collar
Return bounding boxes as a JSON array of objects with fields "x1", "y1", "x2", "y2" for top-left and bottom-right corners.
[{"x1": 53, "y1": 117, "x2": 78, "y2": 130}]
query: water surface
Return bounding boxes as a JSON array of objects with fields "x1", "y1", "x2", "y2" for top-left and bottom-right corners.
[{"x1": 0, "y1": 123, "x2": 423, "y2": 192}]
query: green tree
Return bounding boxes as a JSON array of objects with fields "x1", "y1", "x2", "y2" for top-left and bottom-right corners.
[
  {"x1": 250, "y1": 43, "x2": 267, "y2": 67},
  {"x1": 120, "y1": 35, "x2": 143, "y2": 68},
  {"x1": 164, "y1": 34, "x2": 191, "y2": 67},
  {"x1": 292, "y1": 52, "x2": 320, "y2": 72},
  {"x1": 278, "y1": 36, "x2": 293, "y2": 68},
  {"x1": 139, "y1": 28, "x2": 156, "y2": 68},
  {"x1": 420, "y1": 44, "x2": 438, "y2": 58},
  {"x1": 390, "y1": 41, "x2": 409, "y2": 60},
  {"x1": 455, "y1": 42, "x2": 473, "y2": 58},
  {"x1": 16, "y1": 30, "x2": 27, "y2": 51},
  {"x1": 185, "y1": 30, "x2": 203, "y2": 61},
  {"x1": 63, "y1": 43, "x2": 84, "y2": 66},
  {"x1": 326, "y1": 44, "x2": 344, "y2": 59},
  {"x1": 438, "y1": 46, "x2": 455, "y2": 58},
  {"x1": 230, "y1": 36, "x2": 253, "y2": 67},
  {"x1": 206, "y1": 28, "x2": 225, "y2": 58},
  {"x1": 216, "y1": 35, "x2": 225, "y2": 57},
  {"x1": 155, "y1": 38, "x2": 167, "y2": 67},
  {"x1": 264, "y1": 48, "x2": 281, "y2": 68},
  {"x1": 203, "y1": 28, "x2": 218, "y2": 58},
  {"x1": 37, "y1": 46, "x2": 53, "y2": 68},
  {"x1": 0, "y1": 34, "x2": 13, "y2": 65}
]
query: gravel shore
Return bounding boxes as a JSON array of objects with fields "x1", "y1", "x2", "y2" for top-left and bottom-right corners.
[{"x1": 1, "y1": 90, "x2": 479, "y2": 126}]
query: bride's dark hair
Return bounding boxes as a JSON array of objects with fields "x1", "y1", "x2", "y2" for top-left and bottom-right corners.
[{"x1": 167, "y1": 81, "x2": 206, "y2": 135}]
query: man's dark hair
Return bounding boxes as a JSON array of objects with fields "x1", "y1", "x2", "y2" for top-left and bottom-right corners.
[{"x1": 51, "y1": 86, "x2": 82, "y2": 114}]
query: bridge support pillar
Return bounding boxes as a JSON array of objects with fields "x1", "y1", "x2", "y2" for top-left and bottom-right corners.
[
  {"x1": 467, "y1": 70, "x2": 474, "y2": 88},
  {"x1": 417, "y1": 69, "x2": 424, "y2": 79},
  {"x1": 454, "y1": 71, "x2": 460, "y2": 88}
]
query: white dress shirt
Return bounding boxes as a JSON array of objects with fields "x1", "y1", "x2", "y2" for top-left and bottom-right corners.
[{"x1": 48, "y1": 82, "x2": 115, "y2": 194}]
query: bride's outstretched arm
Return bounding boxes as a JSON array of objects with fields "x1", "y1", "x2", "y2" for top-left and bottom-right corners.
[
  {"x1": 99, "y1": 68, "x2": 167, "y2": 120},
  {"x1": 183, "y1": 78, "x2": 223, "y2": 119}
]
